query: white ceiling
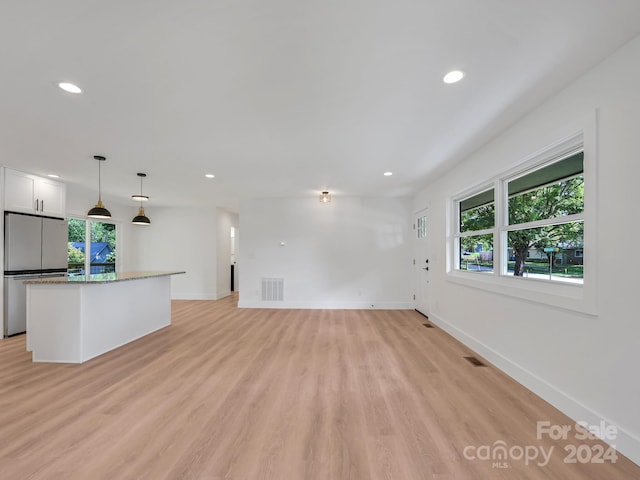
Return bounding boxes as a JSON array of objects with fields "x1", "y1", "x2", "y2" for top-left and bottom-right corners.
[{"x1": 2, "y1": 1, "x2": 640, "y2": 212}]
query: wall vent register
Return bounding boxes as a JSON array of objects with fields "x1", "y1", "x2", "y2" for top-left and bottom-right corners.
[{"x1": 261, "y1": 278, "x2": 284, "y2": 301}]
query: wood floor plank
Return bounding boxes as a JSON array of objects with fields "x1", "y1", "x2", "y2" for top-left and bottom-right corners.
[{"x1": 0, "y1": 295, "x2": 638, "y2": 479}]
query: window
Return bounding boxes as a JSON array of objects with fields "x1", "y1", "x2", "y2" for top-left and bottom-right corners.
[
  {"x1": 67, "y1": 218, "x2": 117, "y2": 275},
  {"x1": 453, "y1": 146, "x2": 584, "y2": 284},
  {"x1": 505, "y1": 151, "x2": 584, "y2": 283},
  {"x1": 455, "y1": 188, "x2": 495, "y2": 273},
  {"x1": 67, "y1": 218, "x2": 86, "y2": 275},
  {"x1": 417, "y1": 215, "x2": 427, "y2": 238}
]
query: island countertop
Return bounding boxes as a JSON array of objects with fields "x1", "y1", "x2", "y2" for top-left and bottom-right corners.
[{"x1": 24, "y1": 270, "x2": 185, "y2": 284}]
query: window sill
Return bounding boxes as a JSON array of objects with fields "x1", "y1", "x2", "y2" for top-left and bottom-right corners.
[{"x1": 446, "y1": 270, "x2": 597, "y2": 316}]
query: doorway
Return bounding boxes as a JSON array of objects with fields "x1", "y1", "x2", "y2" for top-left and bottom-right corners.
[{"x1": 230, "y1": 226, "x2": 238, "y2": 292}]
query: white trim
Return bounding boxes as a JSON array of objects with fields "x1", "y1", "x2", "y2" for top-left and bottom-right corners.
[
  {"x1": 501, "y1": 142, "x2": 585, "y2": 185},
  {"x1": 458, "y1": 226, "x2": 494, "y2": 238},
  {"x1": 427, "y1": 310, "x2": 640, "y2": 466},
  {"x1": 238, "y1": 301, "x2": 414, "y2": 310},
  {"x1": 216, "y1": 289, "x2": 231, "y2": 300},
  {"x1": 447, "y1": 270, "x2": 592, "y2": 315},
  {"x1": 501, "y1": 213, "x2": 584, "y2": 232}
]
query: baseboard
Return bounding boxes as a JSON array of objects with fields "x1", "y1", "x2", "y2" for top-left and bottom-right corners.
[
  {"x1": 237, "y1": 300, "x2": 414, "y2": 310},
  {"x1": 215, "y1": 290, "x2": 231, "y2": 300},
  {"x1": 428, "y1": 311, "x2": 640, "y2": 467}
]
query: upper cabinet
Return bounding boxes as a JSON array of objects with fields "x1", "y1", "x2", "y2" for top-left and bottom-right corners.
[{"x1": 3, "y1": 168, "x2": 66, "y2": 218}]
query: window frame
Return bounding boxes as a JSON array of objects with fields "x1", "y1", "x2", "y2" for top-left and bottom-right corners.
[
  {"x1": 454, "y1": 185, "x2": 496, "y2": 274},
  {"x1": 67, "y1": 215, "x2": 121, "y2": 275},
  {"x1": 500, "y1": 149, "x2": 584, "y2": 280},
  {"x1": 447, "y1": 125, "x2": 597, "y2": 315}
]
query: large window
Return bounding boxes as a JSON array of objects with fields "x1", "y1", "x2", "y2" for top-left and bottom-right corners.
[
  {"x1": 506, "y1": 151, "x2": 584, "y2": 282},
  {"x1": 454, "y1": 148, "x2": 584, "y2": 285},
  {"x1": 449, "y1": 127, "x2": 596, "y2": 313},
  {"x1": 67, "y1": 218, "x2": 117, "y2": 275}
]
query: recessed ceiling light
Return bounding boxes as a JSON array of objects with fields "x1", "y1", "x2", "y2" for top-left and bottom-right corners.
[
  {"x1": 383, "y1": 171, "x2": 393, "y2": 176},
  {"x1": 47, "y1": 174, "x2": 60, "y2": 179},
  {"x1": 58, "y1": 82, "x2": 82, "y2": 94},
  {"x1": 205, "y1": 174, "x2": 215, "y2": 178},
  {"x1": 443, "y1": 70, "x2": 465, "y2": 84}
]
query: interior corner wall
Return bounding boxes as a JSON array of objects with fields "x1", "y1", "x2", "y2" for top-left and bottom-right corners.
[
  {"x1": 215, "y1": 208, "x2": 239, "y2": 300},
  {"x1": 126, "y1": 206, "x2": 217, "y2": 300},
  {"x1": 238, "y1": 196, "x2": 413, "y2": 309},
  {"x1": 413, "y1": 35, "x2": 640, "y2": 465}
]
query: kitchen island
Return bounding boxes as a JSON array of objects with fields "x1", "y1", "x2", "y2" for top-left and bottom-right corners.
[{"x1": 25, "y1": 271, "x2": 185, "y2": 363}]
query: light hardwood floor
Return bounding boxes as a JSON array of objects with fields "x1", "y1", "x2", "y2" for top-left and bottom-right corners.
[{"x1": 1, "y1": 295, "x2": 638, "y2": 479}]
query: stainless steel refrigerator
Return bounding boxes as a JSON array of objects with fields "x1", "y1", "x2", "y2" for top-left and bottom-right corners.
[{"x1": 3, "y1": 212, "x2": 68, "y2": 336}]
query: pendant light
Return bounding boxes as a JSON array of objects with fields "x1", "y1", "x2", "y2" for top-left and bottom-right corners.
[
  {"x1": 87, "y1": 155, "x2": 112, "y2": 218},
  {"x1": 131, "y1": 173, "x2": 151, "y2": 225}
]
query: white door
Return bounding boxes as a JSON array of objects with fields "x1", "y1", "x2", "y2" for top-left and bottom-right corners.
[{"x1": 414, "y1": 208, "x2": 430, "y2": 316}]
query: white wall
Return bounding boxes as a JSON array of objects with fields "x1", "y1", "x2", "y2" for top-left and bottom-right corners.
[
  {"x1": 239, "y1": 196, "x2": 413, "y2": 309},
  {"x1": 126, "y1": 206, "x2": 217, "y2": 300},
  {"x1": 414, "y1": 35, "x2": 640, "y2": 464}
]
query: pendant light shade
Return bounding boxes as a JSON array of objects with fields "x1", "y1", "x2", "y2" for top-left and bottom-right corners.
[
  {"x1": 132, "y1": 173, "x2": 151, "y2": 225},
  {"x1": 132, "y1": 207, "x2": 151, "y2": 225},
  {"x1": 87, "y1": 155, "x2": 112, "y2": 218}
]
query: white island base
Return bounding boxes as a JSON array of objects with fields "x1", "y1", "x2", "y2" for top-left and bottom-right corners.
[{"x1": 26, "y1": 271, "x2": 183, "y2": 363}]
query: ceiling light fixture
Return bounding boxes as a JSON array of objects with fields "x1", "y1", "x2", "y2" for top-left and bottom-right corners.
[
  {"x1": 132, "y1": 173, "x2": 151, "y2": 225},
  {"x1": 131, "y1": 179, "x2": 149, "y2": 202},
  {"x1": 87, "y1": 155, "x2": 112, "y2": 219},
  {"x1": 384, "y1": 171, "x2": 393, "y2": 176},
  {"x1": 319, "y1": 191, "x2": 331, "y2": 203},
  {"x1": 205, "y1": 173, "x2": 215, "y2": 178},
  {"x1": 58, "y1": 82, "x2": 82, "y2": 94},
  {"x1": 47, "y1": 174, "x2": 60, "y2": 179},
  {"x1": 443, "y1": 70, "x2": 465, "y2": 84}
]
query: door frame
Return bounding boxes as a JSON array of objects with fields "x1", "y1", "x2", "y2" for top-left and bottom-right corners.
[{"x1": 414, "y1": 207, "x2": 430, "y2": 316}]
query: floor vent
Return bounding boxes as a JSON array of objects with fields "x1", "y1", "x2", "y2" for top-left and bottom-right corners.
[
  {"x1": 261, "y1": 278, "x2": 284, "y2": 301},
  {"x1": 464, "y1": 356, "x2": 487, "y2": 367},
  {"x1": 422, "y1": 323, "x2": 434, "y2": 328},
  {"x1": 414, "y1": 309, "x2": 429, "y2": 319}
]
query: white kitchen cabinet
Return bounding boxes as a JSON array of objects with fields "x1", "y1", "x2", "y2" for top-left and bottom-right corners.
[{"x1": 3, "y1": 168, "x2": 66, "y2": 218}]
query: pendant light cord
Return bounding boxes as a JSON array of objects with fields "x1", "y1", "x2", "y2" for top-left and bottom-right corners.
[{"x1": 98, "y1": 160, "x2": 102, "y2": 202}]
